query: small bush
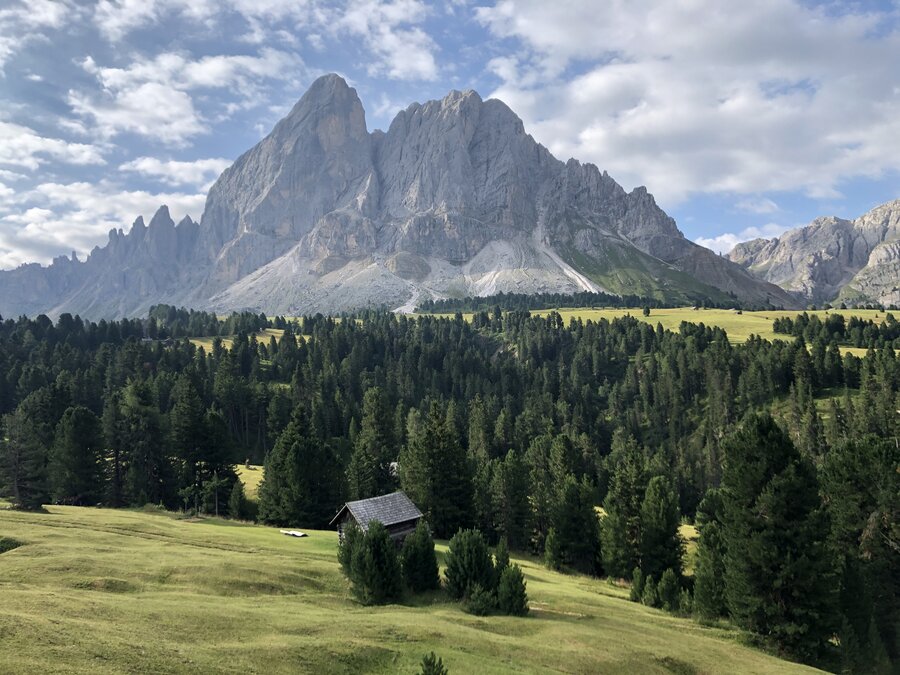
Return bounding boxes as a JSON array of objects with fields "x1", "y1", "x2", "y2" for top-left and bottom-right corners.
[
  {"x1": 657, "y1": 568, "x2": 680, "y2": 612},
  {"x1": 678, "y1": 588, "x2": 693, "y2": 616},
  {"x1": 419, "y1": 651, "x2": 449, "y2": 675},
  {"x1": 444, "y1": 529, "x2": 495, "y2": 599},
  {"x1": 402, "y1": 521, "x2": 440, "y2": 592},
  {"x1": 629, "y1": 567, "x2": 644, "y2": 602},
  {"x1": 641, "y1": 575, "x2": 659, "y2": 607},
  {"x1": 464, "y1": 583, "x2": 495, "y2": 616},
  {"x1": 497, "y1": 563, "x2": 529, "y2": 616}
]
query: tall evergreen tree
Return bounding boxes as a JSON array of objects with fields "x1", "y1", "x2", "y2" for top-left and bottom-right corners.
[
  {"x1": 600, "y1": 431, "x2": 647, "y2": 578},
  {"x1": 639, "y1": 475, "x2": 683, "y2": 580},
  {"x1": 258, "y1": 406, "x2": 342, "y2": 527},
  {"x1": 0, "y1": 407, "x2": 49, "y2": 510},
  {"x1": 721, "y1": 414, "x2": 837, "y2": 662},
  {"x1": 49, "y1": 406, "x2": 104, "y2": 505},
  {"x1": 348, "y1": 387, "x2": 395, "y2": 499},
  {"x1": 120, "y1": 380, "x2": 171, "y2": 507},
  {"x1": 693, "y1": 488, "x2": 728, "y2": 620}
]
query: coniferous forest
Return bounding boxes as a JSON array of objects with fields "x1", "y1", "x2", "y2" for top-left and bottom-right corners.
[{"x1": 0, "y1": 307, "x2": 897, "y2": 671}]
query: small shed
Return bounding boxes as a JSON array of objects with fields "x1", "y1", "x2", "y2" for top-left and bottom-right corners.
[{"x1": 329, "y1": 491, "x2": 423, "y2": 544}]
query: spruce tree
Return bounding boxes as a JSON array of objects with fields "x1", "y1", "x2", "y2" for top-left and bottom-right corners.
[
  {"x1": 639, "y1": 475, "x2": 683, "y2": 580},
  {"x1": 444, "y1": 529, "x2": 495, "y2": 599},
  {"x1": 419, "y1": 652, "x2": 449, "y2": 675},
  {"x1": 657, "y1": 568, "x2": 680, "y2": 613},
  {"x1": 401, "y1": 520, "x2": 440, "y2": 592},
  {"x1": 0, "y1": 407, "x2": 49, "y2": 510},
  {"x1": 491, "y1": 450, "x2": 530, "y2": 550},
  {"x1": 227, "y1": 479, "x2": 248, "y2": 520},
  {"x1": 49, "y1": 406, "x2": 104, "y2": 505},
  {"x1": 550, "y1": 474, "x2": 600, "y2": 574},
  {"x1": 641, "y1": 575, "x2": 658, "y2": 607},
  {"x1": 348, "y1": 387, "x2": 395, "y2": 499},
  {"x1": 600, "y1": 431, "x2": 647, "y2": 578},
  {"x1": 721, "y1": 414, "x2": 837, "y2": 662},
  {"x1": 629, "y1": 567, "x2": 644, "y2": 602},
  {"x1": 345, "y1": 521, "x2": 402, "y2": 605},
  {"x1": 497, "y1": 564, "x2": 529, "y2": 616},
  {"x1": 258, "y1": 406, "x2": 342, "y2": 527},
  {"x1": 120, "y1": 380, "x2": 170, "y2": 507}
]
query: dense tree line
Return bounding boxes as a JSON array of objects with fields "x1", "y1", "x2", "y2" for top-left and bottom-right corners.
[
  {"x1": 0, "y1": 307, "x2": 897, "y2": 669},
  {"x1": 415, "y1": 290, "x2": 762, "y2": 314},
  {"x1": 774, "y1": 311, "x2": 900, "y2": 349}
]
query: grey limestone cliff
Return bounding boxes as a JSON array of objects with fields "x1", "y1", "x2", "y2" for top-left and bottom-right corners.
[{"x1": 0, "y1": 74, "x2": 796, "y2": 319}]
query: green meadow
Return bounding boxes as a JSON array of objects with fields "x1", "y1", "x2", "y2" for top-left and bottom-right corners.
[{"x1": 0, "y1": 503, "x2": 820, "y2": 674}]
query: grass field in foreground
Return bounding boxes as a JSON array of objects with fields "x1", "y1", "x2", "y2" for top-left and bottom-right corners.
[{"x1": 0, "y1": 504, "x2": 819, "y2": 674}]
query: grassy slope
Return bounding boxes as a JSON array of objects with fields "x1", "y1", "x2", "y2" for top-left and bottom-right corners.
[
  {"x1": 0, "y1": 505, "x2": 819, "y2": 675},
  {"x1": 235, "y1": 465, "x2": 264, "y2": 500}
]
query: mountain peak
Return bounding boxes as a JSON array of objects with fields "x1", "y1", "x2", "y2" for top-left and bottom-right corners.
[{"x1": 148, "y1": 205, "x2": 174, "y2": 229}]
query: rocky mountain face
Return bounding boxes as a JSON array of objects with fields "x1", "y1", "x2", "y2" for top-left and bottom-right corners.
[
  {"x1": 0, "y1": 74, "x2": 795, "y2": 319},
  {"x1": 728, "y1": 200, "x2": 900, "y2": 306}
]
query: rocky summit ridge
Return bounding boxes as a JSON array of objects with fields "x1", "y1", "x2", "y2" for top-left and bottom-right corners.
[
  {"x1": 0, "y1": 74, "x2": 795, "y2": 319},
  {"x1": 728, "y1": 199, "x2": 900, "y2": 307}
]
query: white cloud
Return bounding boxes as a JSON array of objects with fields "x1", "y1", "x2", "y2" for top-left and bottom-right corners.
[
  {"x1": 119, "y1": 156, "x2": 231, "y2": 188},
  {"x1": 735, "y1": 197, "x2": 780, "y2": 214},
  {"x1": 91, "y1": 0, "x2": 438, "y2": 81},
  {"x1": 696, "y1": 222, "x2": 792, "y2": 254},
  {"x1": 337, "y1": 0, "x2": 438, "y2": 81},
  {"x1": 0, "y1": 0, "x2": 73, "y2": 73},
  {"x1": 69, "y1": 48, "x2": 303, "y2": 145},
  {"x1": 0, "y1": 121, "x2": 105, "y2": 170},
  {"x1": 0, "y1": 180, "x2": 205, "y2": 268},
  {"x1": 476, "y1": 0, "x2": 900, "y2": 206}
]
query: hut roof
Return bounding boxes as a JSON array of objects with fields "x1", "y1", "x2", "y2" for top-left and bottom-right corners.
[{"x1": 329, "y1": 491, "x2": 423, "y2": 530}]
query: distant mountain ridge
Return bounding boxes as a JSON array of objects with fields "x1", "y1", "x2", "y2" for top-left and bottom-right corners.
[
  {"x1": 728, "y1": 199, "x2": 900, "y2": 306},
  {"x1": 0, "y1": 74, "x2": 795, "y2": 319}
]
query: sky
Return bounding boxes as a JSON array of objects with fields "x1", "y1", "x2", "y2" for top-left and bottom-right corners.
[{"x1": 1, "y1": 0, "x2": 899, "y2": 269}]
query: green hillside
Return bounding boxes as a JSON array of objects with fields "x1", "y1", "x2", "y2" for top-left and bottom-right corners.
[{"x1": 0, "y1": 504, "x2": 819, "y2": 674}]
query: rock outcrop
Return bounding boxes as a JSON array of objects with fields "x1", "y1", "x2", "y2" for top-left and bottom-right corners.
[
  {"x1": 0, "y1": 74, "x2": 796, "y2": 319},
  {"x1": 728, "y1": 200, "x2": 900, "y2": 306}
]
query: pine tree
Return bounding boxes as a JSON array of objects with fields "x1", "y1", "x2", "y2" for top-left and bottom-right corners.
[
  {"x1": 494, "y1": 536, "x2": 510, "y2": 575},
  {"x1": 49, "y1": 406, "x2": 104, "y2": 505},
  {"x1": 820, "y1": 435, "x2": 899, "y2": 666},
  {"x1": 491, "y1": 450, "x2": 530, "y2": 549},
  {"x1": 543, "y1": 527, "x2": 563, "y2": 571},
  {"x1": 600, "y1": 431, "x2": 647, "y2": 578},
  {"x1": 258, "y1": 406, "x2": 343, "y2": 527},
  {"x1": 641, "y1": 575, "x2": 659, "y2": 607},
  {"x1": 497, "y1": 564, "x2": 529, "y2": 616},
  {"x1": 419, "y1": 652, "x2": 449, "y2": 675},
  {"x1": 344, "y1": 521, "x2": 402, "y2": 605},
  {"x1": 0, "y1": 407, "x2": 49, "y2": 510},
  {"x1": 657, "y1": 568, "x2": 680, "y2": 613},
  {"x1": 349, "y1": 387, "x2": 395, "y2": 499},
  {"x1": 629, "y1": 567, "x2": 644, "y2": 602},
  {"x1": 444, "y1": 528, "x2": 495, "y2": 599},
  {"x1": 721, "y1": 414, "x2": 837, "y2": 662},
  {"x1": 550, "y1": 474, "x2": 600, "y2": 573},
  {"x1": 401, "y1": 520, "x2": 440, "y2": 592},
  {"x1": 228, "y1": 479, "x2": 248, "y2": 520},
  {"x1": 120, "y1": 380, "x2": 170, "y2": 507},
  {"x1": 639, "y1": 475, "x2": 683, "y2": 580}
]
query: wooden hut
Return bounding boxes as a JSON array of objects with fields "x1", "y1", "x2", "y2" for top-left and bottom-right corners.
[{"x1": 329, "y1": 491, "x2": 423, "y2": 544}]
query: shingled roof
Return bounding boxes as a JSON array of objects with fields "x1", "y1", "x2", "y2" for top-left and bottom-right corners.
[{"x1": 329, "y1": 491, "x2": 423, "y2": 531}]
